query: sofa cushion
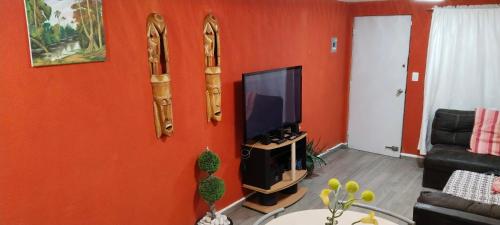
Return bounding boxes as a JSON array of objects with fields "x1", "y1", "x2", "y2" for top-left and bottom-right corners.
[
  {"x1": 432, "y1": 144, "x2": 468, "y2": 152},
  {"x1": 431, "y1": 109, "x2": 475, "y2": 147},
  {"x1": 418, "y1": 191, "x2": 500, "y2": 219},
  {"x1": 425, "y1": 144, "x2": 500, "y2": 172},
  {"x1": 470, "y1": 107, "x2": 500, "y2": 156}
]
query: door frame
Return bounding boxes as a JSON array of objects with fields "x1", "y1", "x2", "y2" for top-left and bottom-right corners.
[{"x1": 346, "y1": 15, "x2": 413, "y2": 156}]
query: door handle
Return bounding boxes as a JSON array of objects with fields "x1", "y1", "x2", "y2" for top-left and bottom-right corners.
[
  {"x1": 385, "y1": 146, "x2": 399, "y2": 152},
  {"x1": 396, "y1": 89, "x2": 404, "y2": 97}
]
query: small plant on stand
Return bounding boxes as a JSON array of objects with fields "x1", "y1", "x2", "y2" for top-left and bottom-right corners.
[
  {"x1": 305, "y1": 139, "x2": 327, "y2": 176},
  {"x1": 319, "y1": 178, "x2": 377, "y2": 225},
  {"x1": 197, "y1": 147, "x2": 232, "y2": 225}
]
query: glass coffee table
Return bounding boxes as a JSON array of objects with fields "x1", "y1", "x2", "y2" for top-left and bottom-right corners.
[{"x1": 265, "y1": 209, "x2": 398, "y2": 225}]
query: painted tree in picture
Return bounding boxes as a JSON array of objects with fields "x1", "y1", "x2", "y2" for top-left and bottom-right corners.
[{"x1": 24, "y1": 0, "x2": 106, "y2": 67}]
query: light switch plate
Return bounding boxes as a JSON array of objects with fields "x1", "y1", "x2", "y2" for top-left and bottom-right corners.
[
  {"x1": 331, "y1": 37, "x2": 338, "y2": 53},
  {"x1": 412, "y1": 72, "x2": 419, "y2": 82}
]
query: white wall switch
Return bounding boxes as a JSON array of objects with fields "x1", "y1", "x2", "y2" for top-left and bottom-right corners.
[
  {"x1": 412, "y1": 72, "x2": 419, "y2": 82},
  {"x1": 331, "y1": 37, "x2": 338, "y2": 53}
]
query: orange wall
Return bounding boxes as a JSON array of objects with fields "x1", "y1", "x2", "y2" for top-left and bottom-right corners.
[
  {"x1": 349, "y1": 0, "x2": 500, "y2": 156},
  {"x1": 0, "y1": 0, "x2": 350, "y2": 224}
]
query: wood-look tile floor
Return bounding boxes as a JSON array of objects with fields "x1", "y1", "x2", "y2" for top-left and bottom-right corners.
[{"x1": 226, "y1": 148, "x2": 425, "y2": 225}]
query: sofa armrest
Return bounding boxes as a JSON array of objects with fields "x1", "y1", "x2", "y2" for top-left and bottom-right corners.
[{"x1": 414, "y1": 202, "x2": 500, "y2": 225}]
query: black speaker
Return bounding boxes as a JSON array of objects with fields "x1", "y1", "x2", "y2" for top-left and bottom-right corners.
[{"x1": 257, "y1": 192, "x2": 278, "y2": 206}]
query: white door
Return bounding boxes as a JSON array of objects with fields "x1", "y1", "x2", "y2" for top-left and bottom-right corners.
[{"x1": 348, "y1": 16, "x2": 412, "y2": 157}]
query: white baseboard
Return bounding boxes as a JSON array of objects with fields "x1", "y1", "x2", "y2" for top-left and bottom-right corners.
[
  {"x1": 318, "y1": 142, "x2": 347, "y2": 157},
  {"x1": 400, "y1": 153, "x2": 424, "y2": 159},
  {"x1": 218, "y1": 193, "x2": 254, "y2": 214},
  {"x1": 217, "y1": 142, "x2": 346, "y2": 215}
]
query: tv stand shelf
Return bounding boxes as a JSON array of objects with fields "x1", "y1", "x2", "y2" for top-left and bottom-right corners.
[
  {"x1": 244, "y1": 133, "x2": 307, "y2": 150},
  {"x1": 243, "y1": 170, "x2": 307, "y2": 194}
]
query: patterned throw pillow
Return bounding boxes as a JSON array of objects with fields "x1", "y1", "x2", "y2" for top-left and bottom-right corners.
[{"x1": 469, "y1": 108, "x2": 500, "y2": 156}]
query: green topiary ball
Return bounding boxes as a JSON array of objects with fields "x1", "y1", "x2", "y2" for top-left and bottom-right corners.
[
  {"x1": 199, "y1": 176, "x2": 225, "y2": 203},
  {"x1": 198, "y1": 150, "x2": 221, "y2": 173}
]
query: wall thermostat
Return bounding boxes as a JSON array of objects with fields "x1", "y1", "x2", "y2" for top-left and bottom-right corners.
[{"x1": 331, "y1": 37, "x2": 338, "y2": 53}]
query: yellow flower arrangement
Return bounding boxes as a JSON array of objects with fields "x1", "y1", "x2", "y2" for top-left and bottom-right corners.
[
  {"x1": 318, "y1": 178, "x2": 377, "y2": 225},
  {"x1": 353, "y1": 211, "x2": 378, "y2": 225}
]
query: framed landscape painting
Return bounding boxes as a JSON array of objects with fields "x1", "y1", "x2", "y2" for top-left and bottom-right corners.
[{"x1": 24, "y1": 0, "x2": 106, "y2": 67}]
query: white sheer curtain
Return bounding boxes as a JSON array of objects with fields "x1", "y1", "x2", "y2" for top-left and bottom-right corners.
[{"x1": 418, "y1": 5, "x2": 500, "y2": 154}]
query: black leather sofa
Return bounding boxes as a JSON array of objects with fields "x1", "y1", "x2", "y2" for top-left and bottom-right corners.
[
  {"x1": 414, "y1": 109, "x2": 500, "y2": 225},
  {"x1": 414, "y1": 192, "x2": 500, "y2": 225},
  {"x1": 422, "y1": 109, "x2": 500, "y2": 190}
]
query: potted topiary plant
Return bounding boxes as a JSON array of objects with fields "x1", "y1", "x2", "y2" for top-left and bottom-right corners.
[{"x1": 196, "y1": 148, "x2": 233, "y2": 225}]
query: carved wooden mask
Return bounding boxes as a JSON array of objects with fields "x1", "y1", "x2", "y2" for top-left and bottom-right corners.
[
  {"x1": 204, "y1": 14, "x2": 222, "y2": 122},
  {"x1": 147, "y1": 13, "x2": 173, "y2": 138}
]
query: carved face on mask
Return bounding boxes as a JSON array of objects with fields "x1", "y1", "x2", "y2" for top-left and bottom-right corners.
[
  {"x1": 151, "y1": 75, "x2": 174, "y2": 137},
  {"x1": 206, "y1": 72, "x2": 222, "y2": 121},
  {"x1": 147, "y1": 13, "x2": 174, "y2": 138},
  {"x1": 204, "y1": 14, "x2": 222, "y2": 122}
]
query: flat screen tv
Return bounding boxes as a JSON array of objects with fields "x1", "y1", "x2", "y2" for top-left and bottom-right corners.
[{"x1": 243, "y1": 66, "x2": 302, "y2": 142}]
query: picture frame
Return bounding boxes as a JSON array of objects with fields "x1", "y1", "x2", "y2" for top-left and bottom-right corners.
[{"x1": 24, "y1": 0, "x2": 106, "y2": 67}]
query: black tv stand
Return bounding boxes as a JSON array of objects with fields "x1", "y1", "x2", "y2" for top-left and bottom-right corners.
[{"x1": 241, "y1": 132, "x2": 308, "y2": 213}]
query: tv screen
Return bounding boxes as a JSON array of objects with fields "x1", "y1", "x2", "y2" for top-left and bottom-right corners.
[{"x1": 243, "y1": 66, "x2": 302, "y2": 142}]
